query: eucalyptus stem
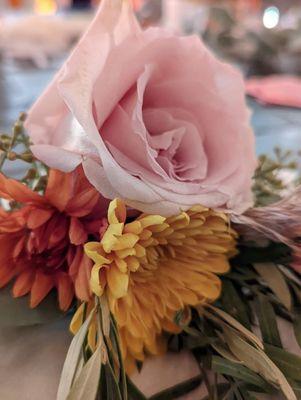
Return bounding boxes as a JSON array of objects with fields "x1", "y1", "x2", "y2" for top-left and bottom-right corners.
[{"x1": 0, "y1": 113, "x2": 27, "y2": 172}]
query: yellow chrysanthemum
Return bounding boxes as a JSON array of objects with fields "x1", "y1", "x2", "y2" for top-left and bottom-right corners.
[{"x1": 79, "y1": 199, "x2": 236, "y2": 370}]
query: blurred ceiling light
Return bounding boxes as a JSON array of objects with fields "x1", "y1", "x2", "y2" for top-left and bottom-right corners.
[
  {"x1": 34, "y1": 0, "x2": 57, "y2": 14},
  {"x1": 263, "y1": 6, "x2": 280, "y2": 29}
]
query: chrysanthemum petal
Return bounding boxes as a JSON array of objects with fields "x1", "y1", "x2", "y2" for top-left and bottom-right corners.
[
  {"x1": 84, "y1": 199, "x2": 236, "y2": 368},
  {"x1": 107, "y1": 265, "x2": 129, "y2": 299},
  {"x1": 30, "y1": 272, "x2": 54, "y2": 308},
  {"x1": 13, "y1": 269, "x2": 35, "y2": 297},
  {"x1": 84, "y1": 242, "x2": 110, "y2": 264}
]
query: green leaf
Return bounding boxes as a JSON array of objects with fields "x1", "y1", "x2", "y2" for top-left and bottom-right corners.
[
  {"x1": 110, "y1": 315, "x2": 128, "y2": 399},
  {"x1": 291, "y1": 283, "x2": 301, "y2": 305},
  {"x1": 104, "y1": 362, "x2": 123, "y2": 400},
  {"x1": 200, "y1": 383, "x2": 231, "y2": 400},
  {"x1": 294, "y1": 311, "x2": 301, "y2": 350},
  {"x1": 289, "y1": 380, "x2": 301, "y2": 400},
  {"x1": 253, "y1": 263, "x2": 292, "y2": 310},
  {"x1": 204, "y1": 306, "x2": 263, "y2": 350},
  {"x1": 211, "y1": 356, "x2": 274, "y2": 393},
  {"x1": 212, "y1": 342, "x2": 242, "y2": 364},
  {"x1": 0, "y1": 286, "x2": 62, "y2": 327},
  {"x1": 149, "y1": 375, "x2": 202, "y2": 400},
  {"x1": 66, "y1": 345, "x2": 102, "y2": 400},
  {"x1": 233, "y1": 243, "x2": 292, "y2": 265},
  {"x1": 57, "y1": 306, "x2": 96, "y2": 400},
  {"x1": 220, "y1": 280, "x2": 251, "y2": 329},
  {"x1": 265, "y1": 344, "x2": 301, "y2": 381},
  {"x1": 127, "y1": 379, "x2": 147, "y2": 400},
  {"x1": 222, "y1": 326, "x2": 296, "y2": 400},
  {"x1": 183, "y1": 334, "x2": 213, "y2": 350},
  {"x1": 256, "y1": 294, "x2": 282, "y2": 347}
]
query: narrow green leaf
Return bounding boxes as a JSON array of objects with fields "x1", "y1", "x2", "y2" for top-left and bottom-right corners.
[
  {"x1": 149, "y1": 375, "x2": 202, "y2": 400},
  {"x1": 256, "y1": 294, "x2": 282, "y2": 347},
  {"x1": 291, "y1": 283, "x2": 301, "y2": 306},
  {"x1": 205, "y1": 306, "x2": 263, "y2": 350},
  {"x1": 110, "y1": 315, "x2": 128, "y2": 399},
  {"x1": 67, "y1": 345, "x2": 102, "y2": 400},
  {"x1": 233, "y1": 243, "x2": 292, "y2": 265},
  {"x1": 57, "y1": 306, "x2": 96, "y2": 400},
  {"x1": 289, "y1": 380, "x2": 301, "y2": 400},
  {"x1": 127, "y1": 378, "x2": 147, "y2": 400},
  {"x1": 265, "y1": 344, "x2": 301, "y2": 381},
  {"x1": 223, "y1": 326, "x2": 296, "y2": 400},
  {"x1": 253, "y1": 263, "x2": 292, "y2": 310},
  {"x1": 200, "y1": 383, "x2": 231, "y2": 400},
  {"x1": 104, "y1": 362, "x2": 123, "y2": 400},
  {"x1": 212, "y1": 342, "x2": 242, "y2": 364},
  {"x1": 211, "y1": 356, "x2": 273, "y2": 393},
  {"x1": 293, "y1": 311, "x2": 301, "y2": 350},
  {"x1": 183, "y1": 334, "x2": 213, "y2": 350},
  {"x1": 220, "y1": 280, "x2": 251, "y2": 329},
  {"x1": 278, "y1": 264, "x2": 301, "y2": 287}
]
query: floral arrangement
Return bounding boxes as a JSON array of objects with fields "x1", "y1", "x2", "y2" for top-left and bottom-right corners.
[{"x1": 1, "y1": 1, "x2": 301, "y2": 399}]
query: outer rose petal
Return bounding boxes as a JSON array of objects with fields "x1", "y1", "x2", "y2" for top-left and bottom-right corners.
[{"x1": 26, "y1": 0, "x2": 256, "y2": 216}]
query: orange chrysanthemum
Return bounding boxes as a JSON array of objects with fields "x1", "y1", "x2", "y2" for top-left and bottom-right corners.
[
  {"x1": 78, "y1": 199, "x2": 237, "y2": 371},
  {"x1": 0, "y1": 168, "x2": 108, "y2": 310}
]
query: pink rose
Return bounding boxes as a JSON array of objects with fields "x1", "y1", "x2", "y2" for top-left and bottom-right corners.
[{"x1": 26, "y1": 0, "x2": 256, "y2": 216}]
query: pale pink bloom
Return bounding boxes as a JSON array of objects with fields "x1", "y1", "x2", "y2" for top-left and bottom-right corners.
[
  {"x1": 246, "y1": 75, "x2": 301, "y2": 108},
  {"x1": 25, "y1": 0, "x2": 256, "y2": 217}
]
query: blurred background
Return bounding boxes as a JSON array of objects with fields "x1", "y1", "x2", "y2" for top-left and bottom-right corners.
[{"x1": 1, "y1": 0, "x2": 301, "y2": 171}]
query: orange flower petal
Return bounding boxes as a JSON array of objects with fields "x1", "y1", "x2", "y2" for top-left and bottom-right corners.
[
  {"x1": 107, "y1": 265, "x2": 129, "y2": 299},
  {"x1": 27, "y1": 208, "x2": 53, "y2": 229},
  {"x1": 66, "y1": 189, "x2": 100, "y2": 217},
  {"x1": 69, "y1": 217, "x2": 88, "y2": 245},
  {"x1": 45, "y1": 169, "x2": 73, "y2": 211},
  {"x1": 30, "y1": 272, "x2": 54, "y2": 308},
  {"x1": 13, "y1": 269, "x2": 35, "y2": 297},
  {"x1": 0, "y1": 263, "x2": 16, "y2": 287},
  {"x1": 0, "y1": 173, "x2": 45, "y2": 204},
  {"x1": 55, "y1": 272, "x2": 74, "y2": 311},
  {"x1": 74, "y1": 253, "x2": 93, "y2": 302}
]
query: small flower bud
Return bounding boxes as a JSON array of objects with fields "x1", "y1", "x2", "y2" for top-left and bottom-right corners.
[
  {"x1": 20, "y1": 152, "x2": 34, "y2": 163},
  {"x1": 7, "y1": 151, "x2": 17, "y2": 161},
  {"x1": 24, "y1": 168, "x2": 37, "y2": 180}
]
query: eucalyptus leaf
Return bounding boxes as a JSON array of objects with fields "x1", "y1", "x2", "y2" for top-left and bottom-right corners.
[
  {"x1": 110, "y1": 315, "x2": 127, "y2": 399},
  {"x1": 220, "y1": 280, "x2": 251, "y2": 329},
  {"x1": 223, "y1": 326, "x2": 296, "y2": 400},
  {"x1": 278, "y1": 264, "x2": 301, "y2": 287},
  {"x1": 211, "y1": 356, "x2": 274, "y2": 393},
  {"x1": 233, "y1": 243, "x2": 292, "y2": 265},
  {"x1": 292, "y1": 283, "x2": 301, "y2": 305},
  {"x1": 67, "y1": 345, "x2": 102, "y2": 400},
  {"x1": 104, "y1": 362, "x2": 123, "y2": 400},
  {"x1": 256, "y1": 294, "x2": 282, "y2": 347},
  {"x1": 212, "y1": 342, "x2": 242, "y2": 364},
  {"x1": 289, "y1": 380, "x2": 301, "y2": 400},
  {"x1": 57, "y1": 306, "x2": 96, "y2": 400},
  {"x1": 200, "y1": 383, "x2": 231, "y2": 400},
  {"x1": 183, "y1": 334, "x2": 213, "y2": 350},
  {"x1": 265, "y1": 344, "x2": 301, "y2": 381},
  {"x1": 293, "y1": 312, "x2": 301, "y2": 350},
  {"x1": 0, "y1": 286, "x2": 63, "y2": 327},
  {"x1": 253, "y1": 263, "x2": 292, "y2": 310},
  {"x1": 205, "y1": 306, "x2": 263, "y2": 350}
]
